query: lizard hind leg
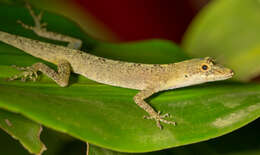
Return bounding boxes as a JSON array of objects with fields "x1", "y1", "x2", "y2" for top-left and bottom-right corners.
[
  {"x1": 133, "y1": 89, "x2": 176, "y2": 130},
  {"x1": 17, "y1": 3, "x2": 82, "y2": 50},
  {"x1": 8, "y1": 60, "x2": 71, "y2": 87}
]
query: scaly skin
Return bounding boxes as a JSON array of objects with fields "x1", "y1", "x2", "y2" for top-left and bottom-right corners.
[{"x1": 0, "y1": 5, "x2": 234, "y2": 129}]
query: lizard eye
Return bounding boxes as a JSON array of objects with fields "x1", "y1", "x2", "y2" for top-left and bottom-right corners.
[{"x1": 201, "y1": 64, "x2": 209, "y2": 71}]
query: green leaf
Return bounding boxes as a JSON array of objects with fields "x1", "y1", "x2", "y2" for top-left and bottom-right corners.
[
  {"x1": 89, "y1": 144, "x2": 164, "y2": 155},
  {"x1": 41, "y1": 128, "x2": 87, "y2": 155},
  {"x1": 167, "y1": 118, "x2": 260, "y2": 155},
  {"x1": 0, "y1": 129, "x2": 31, "y2": 155},
  {"x1": 182, "y1": 0, "x2": 260, "y2": 81},
  {"x1": 0, "y1": 79, "x2": 260, "y2": 152},
  {"x1": 92, "y1": 40, "x2": 189, "y2": 64},
  {"x1": 0, "y1": 109, "x2": 46, "y2": 154},
  {"x1": 0, "y1": 3, "x2": 260, "y2": 153},
  {"x1": 90, "y1": 118, "x2": 260, "y2": 155}
]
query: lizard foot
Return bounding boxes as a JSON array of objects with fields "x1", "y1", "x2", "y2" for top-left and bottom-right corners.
[
  {"x1": 8, "y1": 65, "x2": 38, "y2": 82},
  {"x1": 17, "y1": 3, "x2": 47, "y2": 31},
  {"x1": 144, "y1": 111, "x2": 176, "y2": 130}
]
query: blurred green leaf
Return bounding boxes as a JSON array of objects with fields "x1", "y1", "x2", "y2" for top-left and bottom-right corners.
[
  {"x1": 41, "y1": 128, "x2": 87, "y2": 155},
  {"x1": 0, "y1": 3, "x2": 260, "y2": 153},
  {"x1": 93, "y1": 40, "x2": 188, "y2": 64},
  {"x1": 0, "y1": 129, "x2": 31, "y2": 155},
  {"x1": 0, "y1": 121, "x2": 86, "y2": 155},
  {"x1": 89, "y1": 144, "x2": 166, "y2": 155},
  {"x1": 0, "y1": 109, "x2": 46, "y2": 154},
  {"x1": 182, "y1": 0, "x2": 260, "y2": 81}
]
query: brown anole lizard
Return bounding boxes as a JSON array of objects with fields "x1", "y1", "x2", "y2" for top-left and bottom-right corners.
[{"x1": 0, "y1": 4, "x2": 234, "y2": 129}]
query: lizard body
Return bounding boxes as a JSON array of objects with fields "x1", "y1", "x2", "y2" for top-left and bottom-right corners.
[
  {"x1": 0, "y1": 31, "x2": 179, "y2": 90},
  {"x1": 0, "y1": 5, "x2": 234, "y2": 129}
]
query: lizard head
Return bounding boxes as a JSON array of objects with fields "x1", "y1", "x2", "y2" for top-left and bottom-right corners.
[
  {"x1": 182, "y1": 57, "x2": 234, "y2": 83},
  {"x1": 196, "y1": 57, "x2": 234, "y2": 81},
  {"x1": 163, "y1": 57, "x2": 234, "y2": 90}
]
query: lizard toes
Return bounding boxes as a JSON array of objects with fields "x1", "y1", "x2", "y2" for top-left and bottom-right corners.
[
  {"x1": 144, "y1": 112, "x2": 176, "y2": 129},
  {"x1": 8, "y1": 65, "x2": 39, "y2": 82}
]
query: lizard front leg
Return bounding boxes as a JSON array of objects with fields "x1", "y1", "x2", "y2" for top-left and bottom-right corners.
[
  {"x1": 134, "y1": 88, "x2": 176, "y2": 129},
  {"x1": 17, "y1": 3, "x2": 82, "y2": 50},
  {"x1": 8, "y1": 60, "x2": 71, "y2": 87}
]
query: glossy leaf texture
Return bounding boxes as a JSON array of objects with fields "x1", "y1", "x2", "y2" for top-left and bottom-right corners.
[
  {"x1": 182, "y1": 0, "x2": 260, "y2": 81},
  {"x1": 0, "y1": 3, "x2": 260, "y2": 153},
  {"x1": 89, "y1": 118, "x2": 260, "y2": 155},
  {"x1": 1, "y1": 78, "x2": 260, "y2": 152},
  {"x1": 0, "y1": 109, "x2": 46, "y2": 154}
]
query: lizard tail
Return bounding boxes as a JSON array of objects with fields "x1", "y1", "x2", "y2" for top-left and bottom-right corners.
[{"x1": 0, "y1": 31, "x2": 69, "y2": 64}]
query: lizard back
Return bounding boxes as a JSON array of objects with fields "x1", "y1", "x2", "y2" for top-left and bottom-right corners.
[{"x1": 0, "y1": 31, "x2": 172, "y2": 90}]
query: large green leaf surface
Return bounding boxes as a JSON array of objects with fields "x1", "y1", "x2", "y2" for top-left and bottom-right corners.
[
  {"x1": 0, "y1": 109, "x2": 46, "y2": 154},
  {"x1": 90, "y1": 118, "x2": 260, "y2": 155},
  {"x1": 1, "y1": 76, "x2": 260, "y2": 152},
  {"x1": 0, "y1": 4, "x2": 260, "y2": 153},
  {"x1": 182, "y1": 0, "x2": 260, "y2": 81}
]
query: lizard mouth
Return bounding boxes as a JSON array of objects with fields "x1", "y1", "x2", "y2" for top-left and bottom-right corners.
[
  {"x1": 210, "y1": 70, "x2": 234, "y2": 82},
  {"x1": 227, "y1": 70, "x2": 234, "y2": 78},
  {"x1": 219, "y1": 70, "x2": 234, "y2": 80}
]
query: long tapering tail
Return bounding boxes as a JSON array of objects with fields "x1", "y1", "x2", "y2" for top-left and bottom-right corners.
[{"x1": 0, "y1": 31, "x2": 73, "y2": 64}]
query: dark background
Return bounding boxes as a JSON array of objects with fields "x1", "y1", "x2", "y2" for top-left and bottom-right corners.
[{"x1": 74, "y1": 0, "x2": 210, "y2": 43}]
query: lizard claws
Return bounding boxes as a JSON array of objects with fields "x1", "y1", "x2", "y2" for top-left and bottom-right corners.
[
  {"x1": 17, "y1": 20, "x2": 34, "y2": 30},
  {"x1": 18, "y1": 3, "x2": 47, "y2": 31},
  {"x1": 144, "y1": 112, "x2": 176, "y2": 130},
  {"x1": 8, "y1": 65, "x2": 39, "y2": 82}
]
